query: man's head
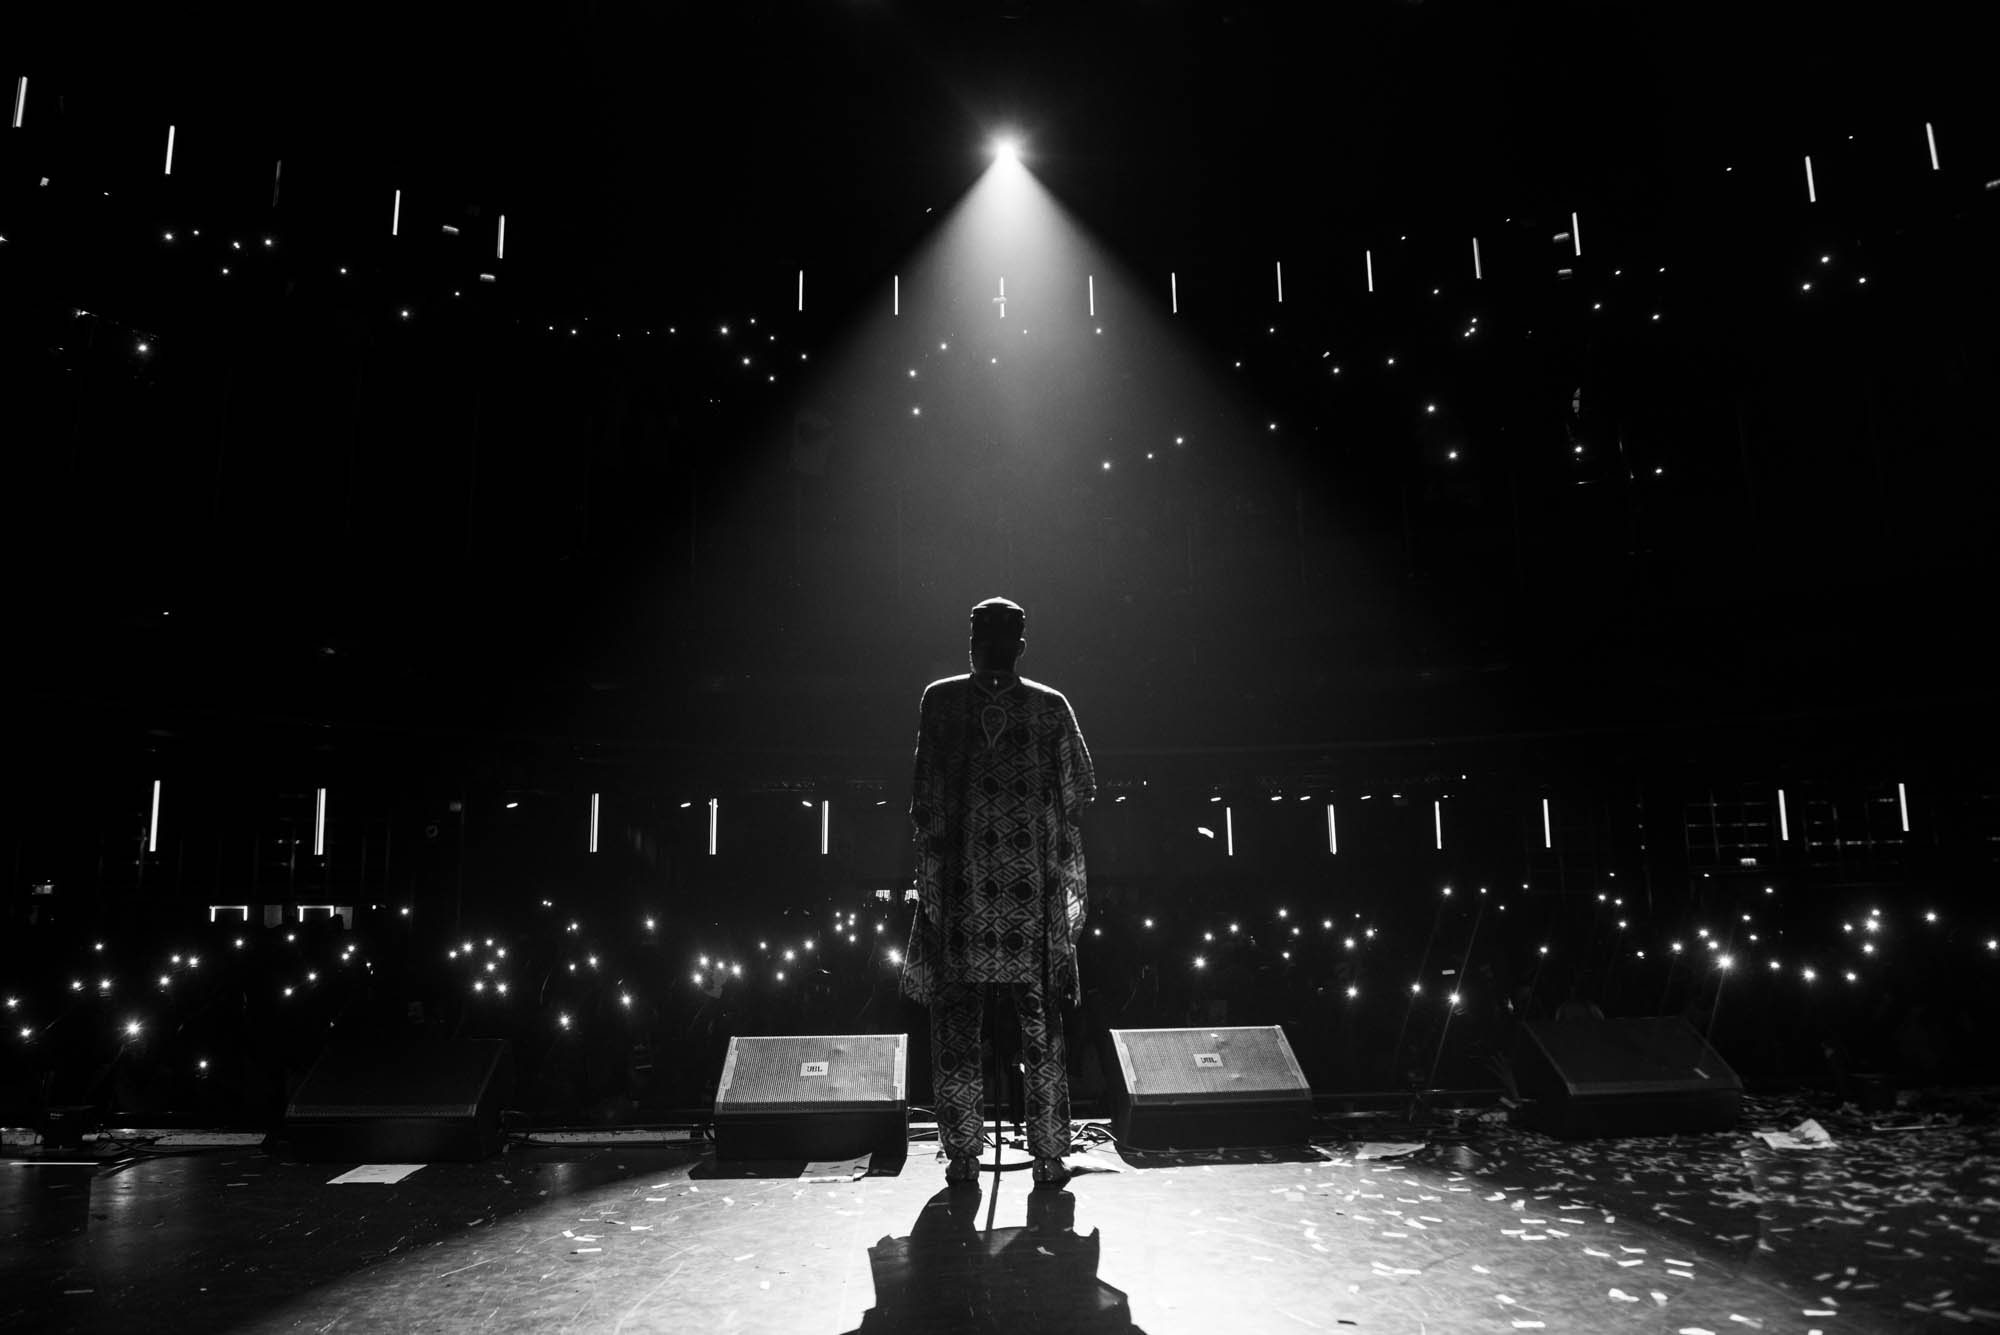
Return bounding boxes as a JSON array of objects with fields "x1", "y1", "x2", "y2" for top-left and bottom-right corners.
[{"x1": 968, "y1": 597, "x2": 1026, "y2": 673}]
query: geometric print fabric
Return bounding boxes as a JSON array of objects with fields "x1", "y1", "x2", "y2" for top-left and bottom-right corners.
[
  {"x1": 929, "y1": 976, "x2": 1072, "y2": 1162},
  {"x1": 904, "y1": 671, "x2": 1095, "y2": 1008}
]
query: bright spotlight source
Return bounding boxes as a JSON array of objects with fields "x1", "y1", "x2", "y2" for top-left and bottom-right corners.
[{"x1": 992, "y1": 137, "x2": 1020, "y2": 164}]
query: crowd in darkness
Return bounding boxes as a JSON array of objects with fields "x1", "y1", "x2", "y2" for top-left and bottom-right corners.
[
  {"x1": 450, "y1": 894, "x2": 1525, "y2": 1125},
  {"x1": 4, "y1": 863, "x2": 1990, "y2": 1131},
  {"x1": 439, "y1": 883, "x2": 1985, "y2": 1126}
]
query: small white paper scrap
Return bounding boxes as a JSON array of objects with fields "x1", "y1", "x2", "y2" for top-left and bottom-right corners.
[
  {"x1": 1755, "y1": 1118, "x2": 1835, "y2": 1150},
  {"x1": 801, "y1": 1155, "x2": 871, "y2": 1182},
  {"x1": 1354, "y1": 1142, "x2": 1425, "y2": 1160},
  {"x1": 327, "y1": 1164, "x2": 425, "y2": 1185}
]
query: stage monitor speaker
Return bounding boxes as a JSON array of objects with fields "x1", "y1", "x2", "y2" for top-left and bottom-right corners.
[
  {"x1": 283, "y1": 1034, "x2": 514, "y2": 1162},
  {"x1": 712, "y1": 1033, "x2": 908, "y2": 1162},
  {"x1": 1107, "y1": 1026, "x2": 1313, "y2": 1150},
  {"x1": 1513, "y1": 1016, "x2": 1742, "y2": 1138}
]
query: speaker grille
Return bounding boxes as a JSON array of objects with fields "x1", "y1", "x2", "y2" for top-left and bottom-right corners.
[
  {"x1": 286, "y1": 1039, "x2": 505, "y2": 1120},
  {"x1": 716, "y1": 1034, "x2": 907, "y2": 1114},
  {"x1": 1514, "y1": 1017, "x2": 1742, "y2": 1138},
  {"x1": 282, "y1": 1037, "x2": 513, "y2": 1162},
  {"x1": 1113, "y1": 1027, "x2": 1308, "y2": 1105},
  {"x1": 1527, "y1": 1018, "x2": 1738, "y2": 1097}
]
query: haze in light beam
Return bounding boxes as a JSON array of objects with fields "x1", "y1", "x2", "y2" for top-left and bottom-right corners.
[{"x1": 761, "y1": 149, "x2": 1296, "y2": 626}]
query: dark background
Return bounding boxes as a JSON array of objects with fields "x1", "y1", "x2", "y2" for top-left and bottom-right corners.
[{"x1": 2, "y1": 1, "x2": 1995, "y2": 1121}]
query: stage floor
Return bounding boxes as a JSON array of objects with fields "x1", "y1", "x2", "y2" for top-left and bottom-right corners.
[{"x1": 4, "y1": 1099, "x2": 1997, "y2": 1334}]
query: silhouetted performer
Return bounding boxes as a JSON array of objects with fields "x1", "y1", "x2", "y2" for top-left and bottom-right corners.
[{"x1": 901, "y1": 598, "x2": 1095, "y2": 1188}]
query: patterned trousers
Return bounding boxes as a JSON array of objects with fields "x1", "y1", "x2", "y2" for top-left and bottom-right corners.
[{"x1": 930, "y1": 976, "x2": 1072, "y2": 1161}]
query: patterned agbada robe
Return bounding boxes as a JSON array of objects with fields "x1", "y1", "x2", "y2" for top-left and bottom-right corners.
[{"x1": 904, "y1": 671, "x2": 1095, "y2": 1008}]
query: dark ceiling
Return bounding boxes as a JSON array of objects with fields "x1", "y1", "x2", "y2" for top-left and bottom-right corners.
[
  {"x1": 55, "y1": 0, "x2": 1977, "y2": 311},
  {"x1": 11, "y1": 0, "x2": 1994, "y2": 780}
]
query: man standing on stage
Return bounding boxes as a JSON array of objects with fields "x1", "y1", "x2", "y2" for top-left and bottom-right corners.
[{"x1": 901, "y1": 597, "x2": 1095, "y2": 1189}]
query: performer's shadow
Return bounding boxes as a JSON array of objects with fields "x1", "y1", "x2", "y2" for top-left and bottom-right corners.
[{"x1": 844, "y1": 1187, "x2": 1146, "y2": 1334}]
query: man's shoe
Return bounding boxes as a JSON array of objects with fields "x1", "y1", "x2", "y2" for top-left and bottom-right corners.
[
  {"x1": 1031, "y1": 1156, "x2": 1071, "y2": 1189},
  {"x1": 944, "y1": 1153, "x2": 980, "y2": 1185}
]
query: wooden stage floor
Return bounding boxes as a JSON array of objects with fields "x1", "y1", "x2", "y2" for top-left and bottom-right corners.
[{"x1": 4, "y1": 1098, "x2": 1997, "y2": 1334}]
